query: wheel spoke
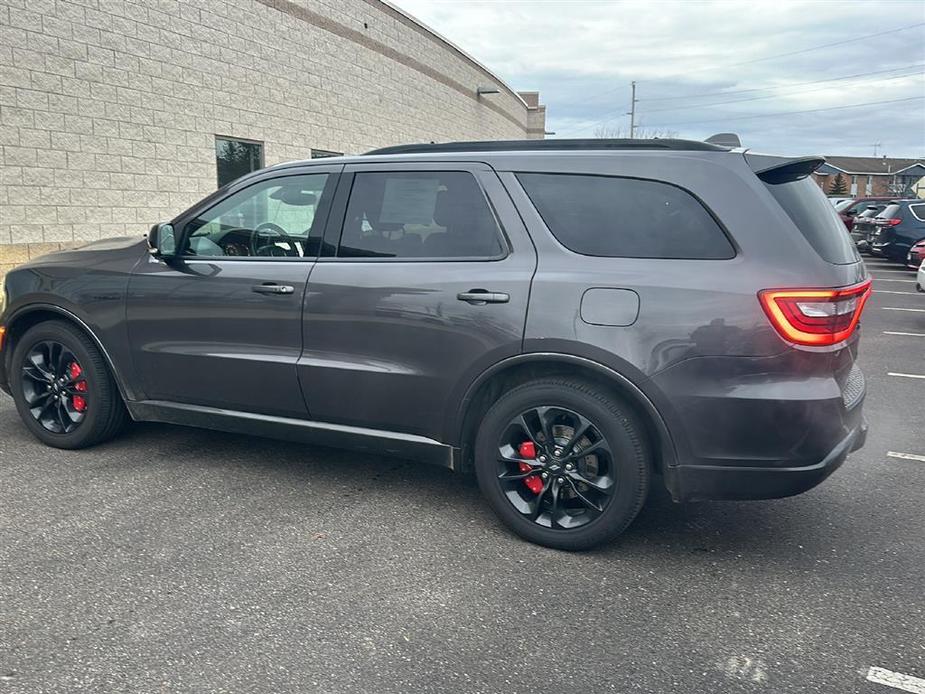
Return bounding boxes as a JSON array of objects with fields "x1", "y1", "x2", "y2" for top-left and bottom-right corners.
[
  {"x1": 498, "y1": 468, "x2": 541, "y2": 482},
  {"x1": 529, "y1": 479, "x2": 551, "y2": 521},
  {"x1": 565, "y1": 438, "x2": 611, "y2": 461},
  {"x1": 549, "y1": 479, "x2": 562, "y2": 527},
  {"x1": 534, "y1": 406, "x2": 557, "y2": 446},
  {"x1": 515, "y1": 414, "x2": 541, "y2": 446},
  {"x1": 565, "y1": 478, "x2": 604, "y2": 512},
  {"x1": 566, "y1": 469, "x2": 614, "y2": 494},
  {"x1": 25, "y1": 388, "x2": 52, "y2": 407}
]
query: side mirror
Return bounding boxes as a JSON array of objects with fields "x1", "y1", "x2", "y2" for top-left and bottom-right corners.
[{"x1": 147, "y1": 223, "x2": 177, "y2": 259}]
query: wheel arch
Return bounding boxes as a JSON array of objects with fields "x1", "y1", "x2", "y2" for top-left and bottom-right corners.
[
  {"x1": 3, "y1": 304, "x2": 131, "y2": 401},
  {"x1": 454, "y1": 353, "x2": 682, "y2": 495}
]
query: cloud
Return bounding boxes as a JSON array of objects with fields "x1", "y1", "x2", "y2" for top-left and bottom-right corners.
[{"x1": 391, "y1": 0, "x2": 925, "y2": 156}]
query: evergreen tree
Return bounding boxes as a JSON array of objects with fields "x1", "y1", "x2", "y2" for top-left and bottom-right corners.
[{"x1": 828, "y1": 173, "x2": 848, "y2": 196}]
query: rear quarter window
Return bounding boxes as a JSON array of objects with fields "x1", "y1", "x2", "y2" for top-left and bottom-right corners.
[
  {"x1": 516, "y1": 173, "x2": 735, "y2": 259},
  {"x1": 762, "y1": 177, "x2": 860, "y2": 264},
  {"x1": 909, "y1": 204, "x2": 925, "y2": 222}
]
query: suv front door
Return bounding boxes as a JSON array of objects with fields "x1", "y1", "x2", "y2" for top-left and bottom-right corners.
[
  {"x1": 126, "y1": 166, "x2": 339, "y2": 417},
  {"x1": 300, "y1": 162, "x2": 536, "y2": 442}
]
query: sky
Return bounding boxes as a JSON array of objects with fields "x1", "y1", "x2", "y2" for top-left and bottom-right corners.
[{"x1": 390, "y1": 0, "x2": 925, "y2": 157}]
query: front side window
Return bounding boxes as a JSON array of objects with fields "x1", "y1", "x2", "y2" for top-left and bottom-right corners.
[
  {"x1": 216, "y1": 137, "x2": 264, "y2": 188},
  {"x1": 183, "y1": 174, "x2": 329, "y2": 258},
  {"x1": 337, "y1": 171, "x2": 505, "y2": 259},
  {"x1": 516, "y1": 172, "x2": 734, "y2": 259}
]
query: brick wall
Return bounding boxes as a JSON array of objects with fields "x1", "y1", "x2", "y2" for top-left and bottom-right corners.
[{"x1": 0, "y1": 0, "x2": 544, "y2": 277}]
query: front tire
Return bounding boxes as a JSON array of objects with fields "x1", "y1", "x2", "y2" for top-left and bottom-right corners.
[
  {"x1": 10, "y1": 320, "x2": 127, "y2": 449},
  {"x1": 474, "y1": 378, "x2": 650, "y2": 550}
]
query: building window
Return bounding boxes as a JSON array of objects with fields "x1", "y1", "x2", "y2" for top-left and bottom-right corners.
[
  {"x1": 215, "y1": 137, "x2": 264, "y2": 188},
  {"x1": 865, "y1": 175, "x2": 873, "y2": 195},
  {"x1": 311, "y1": 148, "x2": 343, "y2": 159},
  {"x1": 850, "y1": 175, "x2": 858, "y2": 195}
]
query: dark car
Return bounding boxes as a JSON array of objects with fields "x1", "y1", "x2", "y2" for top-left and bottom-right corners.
[
  {"x1": 834, "y1": 196, "x2": 895, "y2": 230},
  {"x1": 0, "y1": 139, "x2": 871, "y2": 550},
  {"x1": 907, "y1": 239, "x2": 925, "y2": 271},
  {"x1": 851, "y1": 203, "x2": 897, "y2": 252},
  {"x1": 869, "y1": 200, "x2": 925, "y2": 261}
]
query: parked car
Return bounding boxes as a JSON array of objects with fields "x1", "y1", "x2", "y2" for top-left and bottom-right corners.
[
  {"x1": 918, "y1": 258, "x2": 925, "y2": 293},
  {"x1": 0, "y1": 138, "x2": 871, "y2": 550},
  {"x1": 834, "y1": 196, "x2": 895, "y2": 230},
  {"x1": 850, "y1": 207, "x2": 887, "y2": 251},
  {"x1": 828, "y1": 196, "x2": 853, "y2": 207},
  {"x1": 908, "y1": 239, "x2": 925, "y2": 271},
  {"x1": 869, "y1": 200, "x2": 925, "y2": 261}
]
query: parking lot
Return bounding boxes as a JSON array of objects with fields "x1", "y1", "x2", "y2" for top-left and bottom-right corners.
[{"x1": 0, "y1": 257, "x2": 922, "y2": 694}]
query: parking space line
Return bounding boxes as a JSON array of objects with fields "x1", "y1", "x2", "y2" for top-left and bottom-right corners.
[
  {"x1": 866, "y1": 666, "x2": 925, "y2": 693},
  {"x1": 871, "y1": 270, "x2": 917, "y2": 273},
  {"x1": 875, "y1": 278, "x2": 917, "y2": 283},
  {"x1": 874, "y1": 290, "x2": 918, "y2": 295},
  {"x1": 887, "y1": 451, "x2": 925, "y2": 462},
  {"x1": 884, "y1": 331, "x2": 925, "y2": 337},
  {"x1": 888, "y1": 372, "x2": 925, "y2": 380},
  {"x1": 882, "y1": 307, "x2": 925, "y2": 313}
]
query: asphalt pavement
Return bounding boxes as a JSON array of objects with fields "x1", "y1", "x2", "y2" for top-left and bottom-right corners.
[{"x1": 1, "y1": 257, "x2": 923, "y2": 694}]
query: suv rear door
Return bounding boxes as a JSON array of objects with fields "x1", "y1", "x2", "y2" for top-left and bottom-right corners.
[{"x1": 299, "y1": 161, "x2": 536, "y2": 442}]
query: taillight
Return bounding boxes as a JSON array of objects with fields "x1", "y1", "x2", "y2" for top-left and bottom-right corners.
[
  {"x1": 759, "y1": 280, "x2": 872, "y2": 346},
  {"x1": 880, "y1": 218, "x2": 902, "y2": 226}
]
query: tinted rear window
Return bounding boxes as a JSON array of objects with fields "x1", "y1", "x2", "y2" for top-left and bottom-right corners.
[
  {"x1": 763, "y1": 177, "x2": 859, "y2": 264},
  {"x1": 516, "y1": 173, "x2": 734, "y2": 259}
]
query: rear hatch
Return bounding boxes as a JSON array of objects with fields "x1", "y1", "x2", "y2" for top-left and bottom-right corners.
[
  {"x1": 871, "y1": 203, "x2": 903, "y2": 246},
  {"x1": 746, "y1": 153, "x2": 870, "y2": 406}
]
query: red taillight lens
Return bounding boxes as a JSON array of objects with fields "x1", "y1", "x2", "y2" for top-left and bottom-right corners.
[
  {"x1": 883, "y1": 218, "x2": 902, "y2": 226},
  {"x1": 759, "y1": 280, "x2": 872, "y2": 346}
]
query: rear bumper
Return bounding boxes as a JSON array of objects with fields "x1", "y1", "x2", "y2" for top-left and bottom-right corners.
[{"x1": 674, "y1": 416, "x2": 866, "y2": 501}]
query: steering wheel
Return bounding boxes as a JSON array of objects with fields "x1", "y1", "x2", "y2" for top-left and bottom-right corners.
[{"x1": 250, "y1": 222, "x2": 300, "y2": 257}]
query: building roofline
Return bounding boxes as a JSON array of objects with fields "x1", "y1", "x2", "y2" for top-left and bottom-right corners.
[{"x1": 374, "y1": 0, "x2": 531, "y2": 110}]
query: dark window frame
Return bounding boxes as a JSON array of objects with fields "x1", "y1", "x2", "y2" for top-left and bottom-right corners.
[
  {"x1": 515, "y1": 171, "x2": 737, "y2": 261},
  {"x1": 215, "y1": 136, "x2": 265, "y2": 188},
  {"x1": 323, "y1": 169, "x2": 511, "y2": 263}
]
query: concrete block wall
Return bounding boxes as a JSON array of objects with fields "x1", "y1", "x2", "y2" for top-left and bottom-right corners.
[{"x1": 0, "y1": 0, "x2": 545, "y2": 276}]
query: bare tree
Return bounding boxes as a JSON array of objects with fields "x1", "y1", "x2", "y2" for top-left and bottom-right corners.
[{"x1": 592, "y1": 124, "x2": 679, "y2": 139}]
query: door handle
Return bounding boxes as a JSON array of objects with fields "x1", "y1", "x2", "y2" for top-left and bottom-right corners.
[
  {"x1": 252, "y1": 283, "x2": 295, "y2": 295},
  {"x1": 457, "y1": 289, "x2": 510, "y2": 305}
]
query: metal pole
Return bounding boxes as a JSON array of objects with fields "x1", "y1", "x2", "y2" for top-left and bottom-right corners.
[{"x1": 629, "y1": 81, "x2": 637, "y2": 138}]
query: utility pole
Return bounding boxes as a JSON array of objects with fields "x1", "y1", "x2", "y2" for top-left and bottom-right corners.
[
  {"x1": 628, "y1": 81, "x2": 637, "y2": 138},
  {"x1": 870, "y1": 142, "x2": 881, "y2": 156}
]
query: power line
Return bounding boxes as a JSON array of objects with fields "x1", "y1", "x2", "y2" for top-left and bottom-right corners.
[
  {"x1": 574, "y1": 22, "x2": 925, "y2": 108},
  {"x1": 643, "y1": 96, "x2": 925, "y2": 129},
  {"x1": 641, "y1": 69, "x2": 924, "y2": 114},
  {"x1": 557, "y1": 65, "x2": 924, "y2": 136},
  {"x1": 637, "y1": 62, "x2": 925, "y2": 103}
]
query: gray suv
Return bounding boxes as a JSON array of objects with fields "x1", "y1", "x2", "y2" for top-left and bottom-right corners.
[{"x1": 0, "y1": 139, "x2": 870, "y2": 550}]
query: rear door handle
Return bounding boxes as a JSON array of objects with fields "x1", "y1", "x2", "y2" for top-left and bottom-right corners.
[
  {"x1": 457, "y1": 289, "x2": 510, "y2": 305},
  {"x1": 252, "y1": 283, "x2": 295, "y2": 295}
]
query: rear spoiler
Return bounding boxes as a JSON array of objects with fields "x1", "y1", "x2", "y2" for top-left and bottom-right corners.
[{"x1": 745, "y1": 153, "x2": 825, "y2": 184}]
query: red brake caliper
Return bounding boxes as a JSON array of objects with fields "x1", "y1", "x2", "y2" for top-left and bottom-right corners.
[
  {"x1": 69, "y1": 362, "x2": 88, "y2": 412},
  {"x1": 517, "y1": 441, "x2": 544, "y2": 494}
]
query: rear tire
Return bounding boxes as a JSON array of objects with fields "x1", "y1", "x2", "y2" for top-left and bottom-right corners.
[
  {"x1": 10, "y1": 320, "x2": 127, "y2": 449},
  {"x1": 474, "y1": 378, "x2": 650, "y2": 550}
]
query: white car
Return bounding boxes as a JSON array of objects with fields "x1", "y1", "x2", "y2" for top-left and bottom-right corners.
[
  {"x1": 917, "y1": 259, "x2": 925, "y2": 293},
  {"x1": 829, "y1": 196, "x2": 853, "y2": 207}
]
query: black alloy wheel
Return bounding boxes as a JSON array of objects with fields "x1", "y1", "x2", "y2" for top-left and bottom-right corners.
[
  {"x1": 497, "y1": 406, "x2": 615, "y2": 530},
  {"x1": 10, "y1": 320, "x2": 127, "y2": 449},
  {"x1": 20, "y1": 340, "x2": 90, "y2": 434},
  {"x1": 475, "y1": 378, "x2": 650, "y2": 550}
]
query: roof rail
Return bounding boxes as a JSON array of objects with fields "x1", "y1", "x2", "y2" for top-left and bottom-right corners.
[{"x1": 364, "y1": 138, "x2": 730, "y2": 156}]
